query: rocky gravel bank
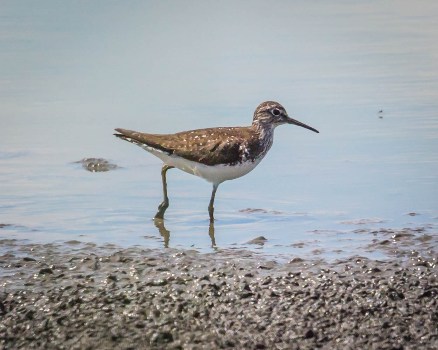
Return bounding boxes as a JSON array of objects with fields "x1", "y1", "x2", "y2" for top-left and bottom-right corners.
[{"x1": 0, "y1": 241, "x2": 437, "y2": 349}]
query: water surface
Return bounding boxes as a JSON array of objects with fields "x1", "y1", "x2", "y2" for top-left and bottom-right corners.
[{"x1": 1, "y1": 1, "x2": 437, "y2": 261}]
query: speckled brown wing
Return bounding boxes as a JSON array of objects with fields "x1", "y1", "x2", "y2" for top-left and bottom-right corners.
[
  {"x1": 114, "y1": 127, "x2": 258, "y2": 166},
  {"x1": 171, "y1": 127, "x2": 251, "y2": 166}
]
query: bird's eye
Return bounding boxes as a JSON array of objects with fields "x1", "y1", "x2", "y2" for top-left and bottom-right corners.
[{"x1": 271, "y1": 108, "x2": 281, "y2": 116}]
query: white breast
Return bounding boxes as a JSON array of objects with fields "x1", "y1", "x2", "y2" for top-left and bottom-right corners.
[{"x1": 141, "y1": 145, "x2": 263, "y2": 185}]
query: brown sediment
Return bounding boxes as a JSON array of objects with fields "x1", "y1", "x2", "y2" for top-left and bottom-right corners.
[{"x1": 0, "y1": 236, "x2": 437, "y2": 349}]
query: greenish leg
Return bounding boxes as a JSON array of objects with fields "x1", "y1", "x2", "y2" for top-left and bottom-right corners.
[
  {"x1": 209, "y1": 221, "x2": 216, "y2": 247},
  {"x1": 154, "y1": 164, "x2": 174, "y2": 219},
  {"x1": 208, "y1": 184, "x2": 219, "y2": 223},
  {"x1": 153, "y1": 217, "x2": 170, "y2": 248}
]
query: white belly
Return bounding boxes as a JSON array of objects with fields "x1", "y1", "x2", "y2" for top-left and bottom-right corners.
[{"x1": 142, "y1": 145, "x2": 262, "y2": 185}]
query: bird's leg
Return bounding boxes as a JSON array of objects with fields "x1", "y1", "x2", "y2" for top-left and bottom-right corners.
[
  {"x1": 208, "y1": 221, "x2": 216, "y2": 247},
  {"x1": 154, "y1": 164, "x2": 174, "y2": 220},
  {"x1": 208, "y1": 184, "x2": 219, "y2": 223},
  {"x1": 153, "y1": 217, "x2": 170, "y2": 248}
]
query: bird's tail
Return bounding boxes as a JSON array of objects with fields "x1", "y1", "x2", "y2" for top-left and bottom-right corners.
[
  {"x1": 113, "y1": 128, "x2": 147, "y2": 147},
  {"x1": 114, "y1": 128, "x2": 171, "y2": 156}
]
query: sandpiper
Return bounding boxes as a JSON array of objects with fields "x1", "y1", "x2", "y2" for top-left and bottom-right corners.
[{"x1": 114, "y1": 101, "x2": 319, "y2": 222}]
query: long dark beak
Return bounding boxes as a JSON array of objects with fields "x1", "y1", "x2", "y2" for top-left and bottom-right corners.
[{"x1": 286, "y1": 117, "x2": 319, "y2": 133}]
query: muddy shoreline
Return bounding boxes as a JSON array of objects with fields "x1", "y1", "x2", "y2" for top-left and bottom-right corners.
[{"x1": 0, "y1": 238, "x2": 437, "y2": 349}]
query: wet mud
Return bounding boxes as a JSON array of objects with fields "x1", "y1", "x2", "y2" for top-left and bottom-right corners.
[{"x1": 0, "y1": 232, "x2": 437, "y2": 349}]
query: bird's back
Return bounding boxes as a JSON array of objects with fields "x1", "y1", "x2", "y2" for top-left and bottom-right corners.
[{"x1": 114, "y1": 126, "x2": 271, "y2": 166}]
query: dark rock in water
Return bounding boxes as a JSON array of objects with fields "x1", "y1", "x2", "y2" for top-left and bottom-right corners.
[
  {"x1": 65, "y1": 240, "x2": 81, "y2": 245},
  {"x1": 74, "y1": 158, "x2": 119, "y2": 172},
  {"x1": 239, "y1": 208, "x2": 283, "y2": 215},
  {"x1": 23, "y1": 257, "x2": 36, "y2": 262},
  {"x1": 246, "y1": 236, "x2": 267, "y2": 245}
]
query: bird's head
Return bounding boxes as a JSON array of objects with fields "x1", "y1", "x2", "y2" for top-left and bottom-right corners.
[{"x1": 253, "y1": 101, "x2": 319, "y2": 133}]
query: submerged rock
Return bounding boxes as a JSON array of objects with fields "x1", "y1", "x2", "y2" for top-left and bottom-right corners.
[
  {"x1": 246, "y1": 236, "x2": 268, "y2": 245},
  {"x1": 74, "y1": 158, "x2": 119, "y2": 172}
]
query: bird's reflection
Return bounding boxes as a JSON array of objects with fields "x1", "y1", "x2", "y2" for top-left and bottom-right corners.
[{"x1": 153, "y1": 218, "x2": 216, "y2": 248}]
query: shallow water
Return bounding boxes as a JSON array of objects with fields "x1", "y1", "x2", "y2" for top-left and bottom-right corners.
[{"x1": 1, "y1": 1, "x2": 437, "y2": 261}]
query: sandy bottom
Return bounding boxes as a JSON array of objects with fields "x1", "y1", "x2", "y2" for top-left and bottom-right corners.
[{"x1": 0, "y1": 228, "x2": 437, "y2": 349}]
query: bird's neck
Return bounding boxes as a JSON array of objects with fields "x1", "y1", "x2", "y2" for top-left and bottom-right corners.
[
  {"x1": 251, "y1": 120, "x2": 275, "y2": 138},
  {"x1": 251, "y1": 120, "x2": 275, "y2": 153}
]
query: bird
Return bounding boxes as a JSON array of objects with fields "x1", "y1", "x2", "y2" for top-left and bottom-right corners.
[{"x1": 114, "y1": 101, "x2": 319, "y2": 222}]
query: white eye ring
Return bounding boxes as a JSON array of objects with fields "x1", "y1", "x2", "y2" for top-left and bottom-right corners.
[{"x1": 271, "y1": 108, "x2": 281, "y2": 116}]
